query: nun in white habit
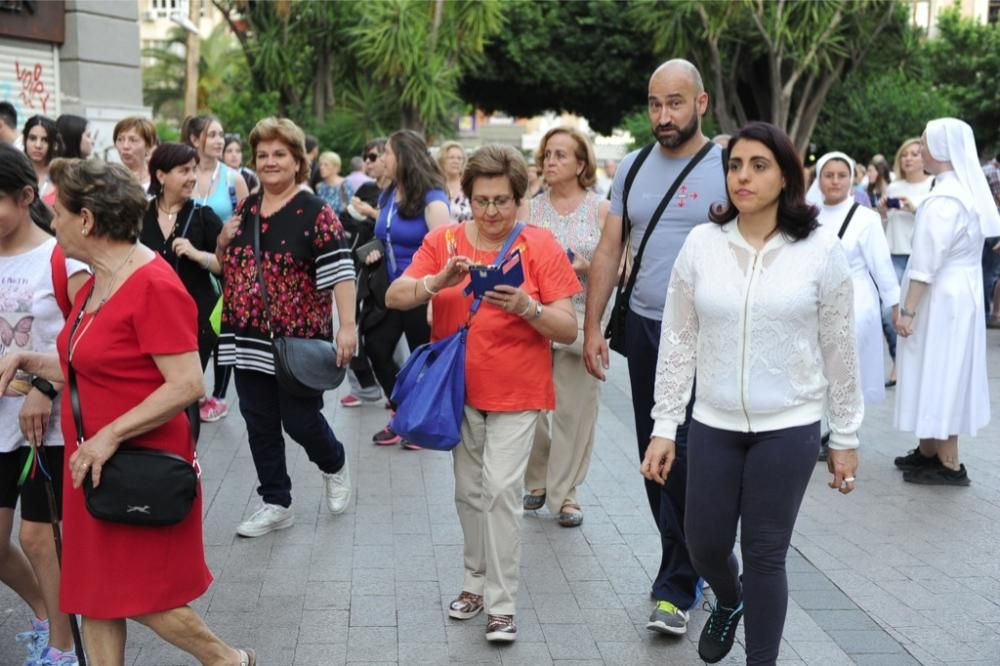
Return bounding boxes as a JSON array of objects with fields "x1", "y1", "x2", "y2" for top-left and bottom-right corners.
[
  {"x1": 815, "y1": 152, "x2": 900, "y2": 404},
  {"x1": 892, "y1": 118, "x2": 1000, "y2": 486}
]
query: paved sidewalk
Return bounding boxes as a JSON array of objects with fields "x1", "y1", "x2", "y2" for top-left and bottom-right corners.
[{"x1": 1, "y1": 332, "x2": 998, "y2": 664}]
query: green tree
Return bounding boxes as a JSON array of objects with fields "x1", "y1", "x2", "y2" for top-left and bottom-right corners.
[
  {"x1": 459, "y1": 0, "x2": 658, "y2": 135},
  {"x1": 927, "y1": 7, "x2": 1000, "y2": 157},
  {"x1": 349, "y1": 0, "x2": 504, "y2": 135},
  {"x1": 636, "y1": 0, "x2": 908, "y2": 155},
  {"x1": 811, "y1": 70, "x2": 956, "y2": 162},
  {"x1": 142, "y1": 24, "x2": 243, "y2": 124}
]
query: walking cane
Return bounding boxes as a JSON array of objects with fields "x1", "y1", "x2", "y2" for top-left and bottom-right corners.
[{"x1": 22, "y1": 441, "x2": 88, "y2": 666}]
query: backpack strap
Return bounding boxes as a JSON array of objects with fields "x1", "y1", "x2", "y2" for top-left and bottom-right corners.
[
  {"x1": 620, "y1": 143, "x2": 656, "y2": 245},
  {"x1": 50, "y1": 244, "x2": 72, "y2": 319}
]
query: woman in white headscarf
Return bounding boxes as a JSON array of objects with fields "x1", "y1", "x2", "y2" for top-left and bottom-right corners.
[
  {"x1": 893, "y1": 118, "x2": 1000, "y2": 486},
  {"x1": 815, "y1": 152, "x2": 899, "y2": 407}
]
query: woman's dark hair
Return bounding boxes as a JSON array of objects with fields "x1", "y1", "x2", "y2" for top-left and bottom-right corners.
[
  {"x1": 50, "y1": 158, "x2": 148, "y2": 243},
  {"x1": 387, "y1": 129, "x2": 445, "y2": 218},
  {"x1": 147, "y1": 142, "x2": 200, "y2": 198},
  {"x1": 180, "y1": 113, "x2": 220, "y2": 151},
  {"x1": 56, "y1": 114, "x2": 89, "y2": 159},
  {"x1": 710, "y1": 121, "x2": 818, "y2": 241},
  {"x1": 0, "y1": 143, "x2": 53, "y2": 232},
  {"x1": 22, "y1": 115, "x2": 61, "y2": 165},
  {"x1": 223, "y1": 133, "x2": 242, "y2": 152},
  {"x1": 867, "y1": 157, "x2": 891, "y2": 201},
  {"x1": 364, "y1": 137, "x2": 387, "y2": 156}
]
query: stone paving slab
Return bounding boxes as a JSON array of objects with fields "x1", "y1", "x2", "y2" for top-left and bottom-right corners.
[{"x1": 1, "y1": 331, "x2": 998, "y2": 664}]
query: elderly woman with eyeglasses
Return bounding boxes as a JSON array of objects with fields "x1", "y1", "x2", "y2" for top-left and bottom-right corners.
[{"x1": 386, "y1": 144, "x2": 580, "y2": 643}]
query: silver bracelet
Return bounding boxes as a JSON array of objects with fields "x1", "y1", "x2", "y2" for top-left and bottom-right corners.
[
  {"x1": 900, "y1": 307, "x2": 916, "y2": 318},
  {"x1": 517, "y1": 297, "x2": 534, "y2": 318}
]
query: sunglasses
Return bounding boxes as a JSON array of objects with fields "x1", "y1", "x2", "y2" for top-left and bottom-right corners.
[{"x1": 364, "y1": 153, "x2": 380, "y2": 162}]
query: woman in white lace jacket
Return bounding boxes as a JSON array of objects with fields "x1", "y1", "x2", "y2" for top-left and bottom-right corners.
[{"x1": 641, "y1": 122, "x2": 863, "y2": 666}]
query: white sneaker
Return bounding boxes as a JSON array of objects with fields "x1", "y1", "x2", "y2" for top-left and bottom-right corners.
[
  {"x1": 323, "y1": 463, "x2": 352, "y2": 515},
  {"x1": 236, "y1": 503, "x2": 294, "y2": 538}
]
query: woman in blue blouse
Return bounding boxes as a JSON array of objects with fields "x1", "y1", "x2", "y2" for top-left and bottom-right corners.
[{"x1": 360, "y1": 130, "x2": 450, "y2": 448}]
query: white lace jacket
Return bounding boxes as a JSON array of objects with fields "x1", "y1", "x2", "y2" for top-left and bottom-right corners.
[{"x1": 651, "y1": 221, "x2": 864, "y2": 449}]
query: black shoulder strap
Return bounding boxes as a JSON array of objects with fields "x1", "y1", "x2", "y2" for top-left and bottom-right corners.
[
  {"x1": 620, "y1": 140, "x2": 716, "y2": 302},
  {"x1": 837, "y1": 203, "x2": 860, "y2": 239},
  {"x1": 620, "y1": 142, "x2": 657, "y2": 243},
  {"x1": 251, "y1": 193, "x2": 274, "y2": 337}
]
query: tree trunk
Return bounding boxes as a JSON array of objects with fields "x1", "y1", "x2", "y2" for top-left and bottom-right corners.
[
  {"x1": 791, "y1": 61, "x2": 844, "y2": 156},
  {"x1": 314, "y1": 46, "x2": 328, "y2": 121}
]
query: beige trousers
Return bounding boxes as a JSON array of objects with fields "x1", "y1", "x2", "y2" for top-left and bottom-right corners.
[
  {"x1": 453, "y1": 406, "x2": 538, "y2": 616},
  {"x1": 524, "y1": 338, "x2": 601, "y2": 514}
]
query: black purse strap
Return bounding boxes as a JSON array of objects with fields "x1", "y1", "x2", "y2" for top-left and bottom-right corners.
[
  {"x1": 66, "y1": 284, "x2": 95, "y2": 446},
  {"x1": 250, "y1": 194, "x2": 275, "y2": 339},
  {"x1": 837, "y1": 202, "x2": 860, "y2": 239},
  {"x1": 617, "y1": 140, "x2": 715, "y2": 305}
]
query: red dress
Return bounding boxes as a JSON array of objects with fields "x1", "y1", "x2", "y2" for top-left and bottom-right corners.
[{"x1": 56, "y1": 256, "x2": 212, "y2": 619}]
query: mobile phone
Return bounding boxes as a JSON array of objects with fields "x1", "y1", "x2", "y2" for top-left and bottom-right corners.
[
  {"x1": 886, "y1": 197, "x2": 901, "y2": 209},
  {"x1": 566, "y1": 248, "x2": 575, "y2": 263}
]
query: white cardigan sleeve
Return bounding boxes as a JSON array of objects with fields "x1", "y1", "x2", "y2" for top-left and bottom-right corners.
[
  {"x1": 651, "y1": 236, "x2": 699, "y2": 441},
  {"x1": 818, "y1": 243, "x2": 864, "y2": 449}
]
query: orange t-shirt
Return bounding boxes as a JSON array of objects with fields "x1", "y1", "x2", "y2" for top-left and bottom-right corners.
[{"x1": 405, "y1": 223, "x2": 581, "y2": 412}]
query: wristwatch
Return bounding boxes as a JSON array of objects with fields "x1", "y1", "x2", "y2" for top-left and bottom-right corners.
[
  {"x1": 30, "y1": 376, "x2": 58, "y2": 400},
  {"x1": 529, "y1": 301, "x2": 544, "y2": 321}
]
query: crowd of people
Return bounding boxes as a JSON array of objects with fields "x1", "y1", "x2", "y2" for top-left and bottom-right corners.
[{"x1": 0, "y1": 51, "x2": 997, "y2": 664}]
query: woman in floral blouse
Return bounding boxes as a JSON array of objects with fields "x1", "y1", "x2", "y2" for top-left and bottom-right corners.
[{"x1": 215, "y1": 118, "x2": 358, "y2": 538}]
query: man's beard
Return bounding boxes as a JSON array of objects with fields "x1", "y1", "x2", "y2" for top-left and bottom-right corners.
[{"x1": 652, "y1": 114, "x2": 699, "y2": 149}]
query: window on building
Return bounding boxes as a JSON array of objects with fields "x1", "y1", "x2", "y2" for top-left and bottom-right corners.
[
  {"x1": 989, "y1": 0, "x2": 1000, "y2": 24},
  {"x1": 149, "y1": 0, "x2": 205, "y2": 19}
]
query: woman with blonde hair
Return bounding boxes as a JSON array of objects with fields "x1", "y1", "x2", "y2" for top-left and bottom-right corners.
[
  {"x1": 521, "y1": 126, "x2": 608, "y2": 527},
  {"x1": 437, "y1": 141, "x2": 471, "y2": 222},
  {"x1": 880, "y1": 138, "x2": 933, "y2": 386}
]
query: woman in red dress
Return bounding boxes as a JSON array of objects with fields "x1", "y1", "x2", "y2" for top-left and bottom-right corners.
[{"x1": 0, "y1": 158, "x2": 254, "y2": 665}]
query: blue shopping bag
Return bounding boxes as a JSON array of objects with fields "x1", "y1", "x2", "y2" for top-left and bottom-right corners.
[{"x1": 390, "y1": 223, "x2": 524, "y2": 450}]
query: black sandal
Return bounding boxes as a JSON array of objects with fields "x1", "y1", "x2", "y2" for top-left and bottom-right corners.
[{"x1": 523, "y1": 491, "x2": 545, "y2": 511}]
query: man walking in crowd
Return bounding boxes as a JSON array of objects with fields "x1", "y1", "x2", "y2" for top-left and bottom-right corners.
[
  {"x1": 345, "y1": 155, "x2": 372, "y2": 193},
  {"x1": 583, "y1": 59, "x2": 728, "y2": 637}
]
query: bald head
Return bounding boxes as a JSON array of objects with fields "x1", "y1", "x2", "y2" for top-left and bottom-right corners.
[{"x1": 650, "y1": 59, "x2": 704, "y2": 95}]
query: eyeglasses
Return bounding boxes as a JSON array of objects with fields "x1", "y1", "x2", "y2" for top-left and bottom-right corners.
[
  {"x1": 364, "y1": 153, "x2": 380, "y2": 162},
  {"x1": 471, "y1": 196, "x2": 515, "y2": 212}
]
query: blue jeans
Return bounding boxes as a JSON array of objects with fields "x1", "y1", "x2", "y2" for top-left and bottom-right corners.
[
  {"x1": 235, "y1": 369, "x2": 346, "y2": 507},
  {"x1": 625, "y1": 309, "x2": 700, "y2": 610},
  {"x1": 983, "y1": 238, "x2": 1000, "y2": 318}
]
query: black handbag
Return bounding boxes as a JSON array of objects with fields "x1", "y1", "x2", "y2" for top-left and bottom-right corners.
[
  {"x1": 67, "y1": 287, "x2": 199, "y2": 527},
  {"x1": 605, "y1": 141, "x2": 715, "y2": 355},
  {"x1": 251, "y1": 198, "x2": 346, "y2": 398}
]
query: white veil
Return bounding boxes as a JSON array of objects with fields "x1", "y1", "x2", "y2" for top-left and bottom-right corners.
[{"x1": 925, "y1": 118, "x2": 1000, "y2": 238}]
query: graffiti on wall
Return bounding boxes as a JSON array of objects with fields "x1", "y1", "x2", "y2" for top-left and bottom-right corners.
[
  {"x1": 0, "y1": 60, "x2": 51, "y2": 124},
  {"x1": 14, "y1": 61, "x2": 49, "y2": 114}
]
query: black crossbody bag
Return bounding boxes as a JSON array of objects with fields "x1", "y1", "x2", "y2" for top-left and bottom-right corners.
[
  {"x1": 605, "y1": 141, "x2": 714, "y2": 355},
  {"x1": 68, "y1": 286, "x2": 199, "y2": 527},
  {"x1": 251, "y1": 197, "x2": 346, "y2": 397}
]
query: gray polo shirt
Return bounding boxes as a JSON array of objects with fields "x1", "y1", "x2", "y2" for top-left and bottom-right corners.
[{"x1": 609, "y1": 142, "x2": 727, "y2": 320}]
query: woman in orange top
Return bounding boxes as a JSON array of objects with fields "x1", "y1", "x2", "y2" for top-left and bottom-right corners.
[{"x1": 386, "y1": 144, "x2": 579, "y2": 644}]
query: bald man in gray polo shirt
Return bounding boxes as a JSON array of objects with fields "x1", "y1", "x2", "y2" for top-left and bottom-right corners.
[{"x1": 584, "y1": 59, "x2": 728, "y2": 637}]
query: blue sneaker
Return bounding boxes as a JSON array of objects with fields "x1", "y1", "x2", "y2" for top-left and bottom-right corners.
[
  {"x1": 16, "y1": 618, "x2": 49, "y2": 664},
  {"x1": 31, "y1": 646, "x2": 79, "y2": 666}
]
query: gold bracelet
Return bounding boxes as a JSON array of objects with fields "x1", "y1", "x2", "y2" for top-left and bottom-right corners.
[{"x1": 422, "y1": 275, "x2": 440, "y2": 296}]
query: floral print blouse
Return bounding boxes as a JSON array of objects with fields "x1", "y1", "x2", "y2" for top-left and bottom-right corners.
[{"x1": 217, "y1": 191, "x2": 355, "y2": 375}]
